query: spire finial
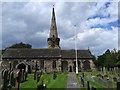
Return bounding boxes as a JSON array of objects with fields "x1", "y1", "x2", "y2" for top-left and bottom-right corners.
[{"x1": 53, "y1": 5, "x2": 54, "y2": 8}]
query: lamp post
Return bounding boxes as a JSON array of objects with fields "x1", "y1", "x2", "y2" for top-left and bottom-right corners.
[{"x1": 74, "y1": 25, "x2": 78, "y2": 74}]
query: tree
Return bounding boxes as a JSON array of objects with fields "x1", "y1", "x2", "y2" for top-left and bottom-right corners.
[{"x1": 2, "y1": 42, "x2": 32, "y2": 54}]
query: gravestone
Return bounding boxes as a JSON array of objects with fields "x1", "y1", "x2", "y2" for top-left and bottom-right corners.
[
  {"x1": 37, "y1": 71, "x2": 42, "y2": 82},
  {"x1": 87, "y1": 81, "x2": 90, "y2": 90},
  {"x1": 117, "y1": 82, "x2": 120, "y2": 90},
  {"x1": 92, "y1": 87, "x2": 96, "y2": 90},
  {"x1": 82, "y1": 73, "x2": 84, "y2": 77},
  {"x1": 15, "y1": 70, "x2": 20, "y2": 90},
  {"x1": 10, "y1": 71, "x2": 15, "y2": 86},
  {"x1": 9, "y1": 62, "x2": 12, "y2": 72},
  {"x1": 25, "y1": 65, "x2": 28, "y2": 81},
  {"x1": 34, "y1": 62, "x2": 38, "y2": 80},
  {"x1": 2, "y1": 69, "x2": 9, "y2": 90},
  {"x1": 80, "y1": 76, "x2": 84, "y2": 87},
  {"x1": 53, "y1": 70, "x2": 56, "y2": 80},
  {"x1": 37, "y1": 74, "x2": 40, "y2": 83},
  {"x1": 7, "y1": 71, "x2": 14, "y2": 89}
]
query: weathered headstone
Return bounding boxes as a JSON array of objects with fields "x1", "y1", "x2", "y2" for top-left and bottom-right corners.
[
  {"x1": 7, "y1": 71, "x2": 14, "y2": 89},
  {"x1": 34, "y1": 62, "x2": 38, "y2": 80},
  {"x1": 25, "y1": 65, "x2": 28, "y2": 81},
  {"x1": 80, "y1": 76, "x2": 84, "y2": 87},
  {"x1": 10, "y1": 71, "x2": 15, "y2": 86},
  {"x1": 53, "y1": 70, "x2": 56, "y2": 80},
  {"x1": 2, "y1": 69, "x2": 9, "y2": 90},
  {"x1": 82, "y1": 73, "x2": 84, "y2": 77},
  {"x1": 37, "y1": 74, "x2": 40, "y2": 83},
  {"x1": 117, "y1": 82, "x2": 120, "y2": 90},
  {"x1": 91, "y1": 87, "x2": 96, "y2": 90},
  {"x1": 9, "y1": 62, "x2": 12, "y2": 72},
  {"x1": 15, "y1": 70, "x2": 20, "y2": 90},
  {"x1": 87, "y1": 81, "x2": 90, "y2": 90}
]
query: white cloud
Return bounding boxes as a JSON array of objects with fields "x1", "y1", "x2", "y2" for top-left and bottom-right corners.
[{"x1": 2, "y1": 2, "x2": 118, "y2": 56}]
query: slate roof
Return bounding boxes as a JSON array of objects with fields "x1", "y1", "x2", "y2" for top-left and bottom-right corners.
[
  {"x1": 61, "y1": 50, "x2": 93, "y2": 59},
  {"x1": 3, "y1": 48, "x2": 61, "y2": 59},
  {"x1": 3, "y1": 48, "x2": 93, "y2": 59}
]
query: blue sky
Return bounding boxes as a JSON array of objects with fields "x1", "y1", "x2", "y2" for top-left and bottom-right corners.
[{"x1": 1, "y1": 1, "x2": 119, "y2": 56}]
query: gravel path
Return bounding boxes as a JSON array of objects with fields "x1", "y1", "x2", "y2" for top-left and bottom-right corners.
[{"x1": 66, "y1": 72, "x2": 80, "y2": 89}]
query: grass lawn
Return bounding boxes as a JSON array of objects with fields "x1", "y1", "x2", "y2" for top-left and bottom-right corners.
[
  {"x1": 20, "y1": 72, "x2": 68, "y2": 89},
  {"x1": 44, "y1": 73, "x2": 68, "y2": 88},
  {"x1": 20, "y1": 74, "x2": 37, "y2": 88}
]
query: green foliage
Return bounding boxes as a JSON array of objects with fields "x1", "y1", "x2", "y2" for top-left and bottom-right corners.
[
  {"x1": 95, "y1": 49, "x2": 119, "y2": 69},
  {"x1": 8, "y1": 42, "x2": 32, "y2": 48},
  {"x1": 2, "y1": 42, "x2": 32, "y2": 54}
]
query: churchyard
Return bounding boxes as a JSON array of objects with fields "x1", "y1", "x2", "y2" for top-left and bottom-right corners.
[{"x1": 1, "y1": 61, "x2": 120, "y2": 90}]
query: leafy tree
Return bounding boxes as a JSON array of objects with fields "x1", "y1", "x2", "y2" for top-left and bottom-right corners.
[
  {"x1": 2, "y1": 42, "x2": 32, "y2": 54},
  {"x1": 96, "y1": 49, "x2": 118, "y2": 71}
]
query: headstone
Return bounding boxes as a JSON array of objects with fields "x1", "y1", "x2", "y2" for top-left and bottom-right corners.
[
  {"x1": 25, "y1": 65, "x2": 28, "y2": 81},
  {"x1": 92, "y1": 87, "x2": 96, "y2": 90},
  {"x1": 37, "y1": 74, "x2": 40, "y2": 83},
  {"x1": 82, "y1": 73, "x2": 84, "y2": 77},
  {"x1": 10, "y1": 71, "x2": 15, "y2": 86},
  {"x1": 15, "y1": 70, "x2": 20, "y2": 90},
  {"x1": 37, "y1": 71, "x2": 42, "y2": 82},
  {"x1": 2, "y1": 69, "x2": 9, "y2": 90},
  {"x1": 53, "y1": 70, "x2": 56, "y2": 80},
  {"x1": 34, "y1": 62, "x2": 38, "y2": 80},
  {"x1": 117, "y1": 82, "x2": 120, "y2": 90},
  {"x1": 9, "y1": 62, "x2": 12, "y2": 72},
  {"x1": 87, "y1": 81, "x2": 90, "y2": 90},
  {"x1": 80, "y1": 76, "x2": 84, "y2": 87},
  {"x1": 7, "y1": 71, "x2": 14, "y2": 89}
]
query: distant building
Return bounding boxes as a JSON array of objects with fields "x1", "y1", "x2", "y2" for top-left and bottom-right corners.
[{"x1": 2, "y1": 7, "x2": 95, "y2": 72}]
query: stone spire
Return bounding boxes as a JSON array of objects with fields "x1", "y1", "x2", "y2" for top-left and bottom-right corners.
[
  {"x1": 49, "y1": 6, "x2": 58, "y2": 38},
  {"x1": 47, "y1": 6, "x2": 60, "y2": 48}
]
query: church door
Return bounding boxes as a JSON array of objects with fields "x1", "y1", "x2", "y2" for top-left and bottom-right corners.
[{"x1": 69, "y1": 66, "x2": 72, "y2": 72}]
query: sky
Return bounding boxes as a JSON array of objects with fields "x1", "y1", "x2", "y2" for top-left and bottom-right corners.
[{"x1": 1, "y1": 1, "x2": 119, "y2": 56}]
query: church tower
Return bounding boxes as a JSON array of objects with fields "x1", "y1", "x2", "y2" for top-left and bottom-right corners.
[{"x1": 47, "y1": 7, "x2": 60, "y2": 48}]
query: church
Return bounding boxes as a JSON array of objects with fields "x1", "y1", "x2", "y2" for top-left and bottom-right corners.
[{"x1": 2, "y1": 7, "x2": 95, "y2": 72}]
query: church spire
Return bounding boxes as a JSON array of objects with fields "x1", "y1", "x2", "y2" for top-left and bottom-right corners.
[
  {"x1": 47, "y1": 6, "x2": 60, "y2": 48},
  {"x1": 49, "y1": 6, "x2": 58, "y2": 38}
]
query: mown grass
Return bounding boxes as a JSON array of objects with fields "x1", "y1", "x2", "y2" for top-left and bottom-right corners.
[
  {"x1": 19, "y1": 72, "x2": 68, "y2": 89},
  {"x1": 20, "y1": 74, "x2": 37, "y2": 88},
  {"x1": 45, "y1": 73, "x2": 68, "y2": 88}
]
